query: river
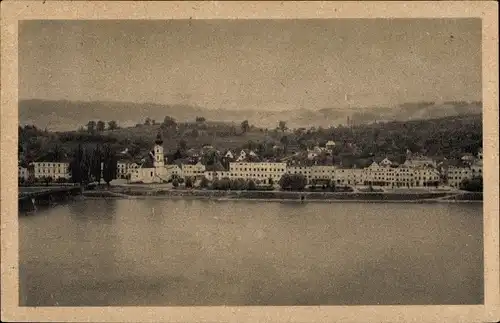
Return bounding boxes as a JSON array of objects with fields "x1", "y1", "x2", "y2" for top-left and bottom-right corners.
[{"x1": 19, "y1": 198, "x2": 483, "y2": 306}]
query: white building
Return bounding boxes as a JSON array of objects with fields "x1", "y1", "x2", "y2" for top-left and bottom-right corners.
[
  {"x1": 379, "y1": 158, "x2": 393, "y2": 167},
  {"x1": 310, "y1": 165, "x2": 336, "y2": 182},
  {"x1": 117, "y1": 161, "x2": 140, "y2": 179},
  {"x1": 287, "y1": 165, "x2": 312, "y2": 181},
  {"x1": 447, "y1": 158, "x2": 483, "y2": 189},
  {"x1": 229, "y1": 162, "x2": 286, "y2": 184},
  {"x1": 447, "y1": 166, "x2": 474, "y2": 188},
  {"x1": 204, "y1": 170, "x2": 231, "y2": 181},
  {"x1": 182, "y1": 162, "x2": 206, "y2": 179},
  {"x1": 360, "y1": 161, "x2": 441, "y2": 188},
  {"x1": 334, "y1": 168, "x2": 364, "y2": 186},
  {"x1": 236, "y1": 150, "x2": 247, "y2": 162},
  {"x1": 325, "y1": 140, "x2": 336, "y2": 150},
  {"x1": 307, "y1": 151, "x2": 318, "y2": 160},
  {"x1": 32, "y1": 161, "x2": 70, "y2": 180},
  {"x1": 166, "y1": 164, "x2": 182, "y2": 179},
  {"x1": 403, "y1": 155, "x2": 437, "y2": 168},
  {"x1": 224, "y1": 150, "x2": 235, "y2": 159},
  {"x1": 130, "y1": 134, "x2": 171, "y2": 183},
  {"x1": 461, "y1": 153, "x2": 475, "y2": 163}
]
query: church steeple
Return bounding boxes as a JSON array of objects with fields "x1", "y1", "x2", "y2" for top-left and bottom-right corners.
[
  {"x1": 154, "y1": 132, "x2": 163, "y2": 145},
  {"x1": 153, "y1": 132, "x2": 165, "y2": 168}
]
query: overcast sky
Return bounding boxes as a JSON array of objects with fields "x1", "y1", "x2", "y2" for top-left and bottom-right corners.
[{"x1": 19, "y1": 19, "x2": 481, "y2": 110}]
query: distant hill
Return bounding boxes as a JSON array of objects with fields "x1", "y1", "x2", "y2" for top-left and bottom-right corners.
[{"x1": 19, "y1": 99, "x2": 482, "y2": 131}]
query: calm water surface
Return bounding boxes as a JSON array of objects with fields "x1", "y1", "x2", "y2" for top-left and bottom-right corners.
[{"x1": 19, "y1": 198, "x2": 483, "y2": 306}]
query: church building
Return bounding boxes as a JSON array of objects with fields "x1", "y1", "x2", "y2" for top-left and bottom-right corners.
[{"x1": 130, "y1": 133, "x2": 172, "y2": 183}]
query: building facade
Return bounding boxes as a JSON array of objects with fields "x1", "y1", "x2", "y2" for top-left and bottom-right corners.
[
  {"x1": 182, "y1": 162, "x2": 206, "y2": 179},
  {"x1": 335, "y1": 168, "x2": 364, "y2": 185},
  {"x1": 32, "y1": 162, "x2": 70, "y2": 180},
  {"x1": 117, "y1": 161, "x2": 140, "y2": 179},
  {"x1": 130, "y1": 134, "x2": 170, "y2": 183},
  {"x1": 229, "y1": 162, "x2": 286, "y2": 184},
  {"x1": 310, "y1": 165, "x2": 336, "y2": 182},
  {"x1": 286, "y1": 165, "x2": 312, "y2": 181}
]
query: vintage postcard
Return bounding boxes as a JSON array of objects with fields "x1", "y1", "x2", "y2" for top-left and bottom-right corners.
[{"x1": 1, "y1": 1, "x2": 499, "y2": 322}]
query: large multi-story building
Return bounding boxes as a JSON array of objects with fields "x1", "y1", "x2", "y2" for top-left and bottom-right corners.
[
  {"x1": 286, "y1": 165, "x2": 312, "y2": 181},
  {"x1": 447, "y1": 165, "x2": 482, "y2": 188},
  {"x1": 335, "y1": 168, "x2": 364, "y2": 186},
  {"x1": 229, "y1": 162, "x2": 286, "y2": 184},
  {"x1": 182, "y1": 162, "x2": 206, "y2": 179},
  {"x1": 117, "y1": 161, "x2": 140, "y2": 179},
  {"x1": 362, "y1": 162, "x2": 440, "y2": 187},
  {"x1": 204, "y1": 170, "x2": 231, "y2": 181},
  {"x1": 166, "y1": 164, "x2": 183, "y2": 179},
  {"x1": 310, "y1": 165, "x2": 336, "y2": 182},
  {"x1": 403, "y1": 155, "x2": 437, "y2": 168},
  {"x1": 445, "y1": 149, "x2": 483, "y2": 188},
  {"x1": 32, "y1": 161, "x2": 70, "y2": 180}
]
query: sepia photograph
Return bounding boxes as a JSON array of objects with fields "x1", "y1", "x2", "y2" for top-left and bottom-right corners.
[{"x1": 2, "y1": 1, "x2": 499, "y2": 322}]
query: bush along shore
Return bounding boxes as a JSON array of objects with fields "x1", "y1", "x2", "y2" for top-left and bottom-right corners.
[{"x1": 83, "y1": 187, "x2": 483, "y2": 203}]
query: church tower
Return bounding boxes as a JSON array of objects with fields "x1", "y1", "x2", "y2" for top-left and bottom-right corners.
[{"x1": 153, "y1": 132, "x2": 165, "y2": 168}]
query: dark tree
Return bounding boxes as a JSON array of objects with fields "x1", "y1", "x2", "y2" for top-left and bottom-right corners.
[
  {"x1": 161, "y1": 116, "x2": 177, "y2": 129},
  {"x1": 247, "y1": 180, "x2": 257, "y2": 191},
  {"x1": 69, "y1": 144, "x2": 90, "y2": 184},
  {"x1": 279, "y1": 173, "x2": 307, "y2": 191},
  {"x1": 102, "y1": 145, "x2": 117, "y2": 187},
  {"x1": 200, "y1": 176, "x2": 209, "y2": 189},
  {"x1": 178, "y1": 139, "x2": 188, "y2": 151},
  {"x1": 108, "y1": 120, "x2": 118, "y2": 131},
  {"x1": 91, "y1": 145, "x2": 102, "y2": 184},
  {"x1": 280, "y1": 135, "x2": 289, "y2": 155},
  {"x1": 172, "y1": 178, "x2": 179, "y2": 188},
  {"x1": 241, "y1": 120, "x2": 250, "y2": 133},
  {"x1": 329, "y1": 180, "x2": 336, "y2": 192},
  {"x1": 50, "y1": 144, "x2": 64, "y2": 162},
  {"x1": 460, "y1": 176, "x2": 483, "y2": 192},
  {"x1": 278, "y1": 120, "x2": 287, "y2": 132},
  {"x1": 87, "y1": 121, "x2": 96, "y2": 133},
  {"x1": 173, "y1": 149, "x2": 183, "y2": 161},
  {"x1": 96, "y1": 120, "x2": 106, "y2": 132},
  {"x1": 185, "y1": 177, "x2": 193, "y2": 188}
]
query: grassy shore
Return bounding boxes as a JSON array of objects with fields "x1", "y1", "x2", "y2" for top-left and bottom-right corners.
[{"x1": 82, "y1": 187, "x2": 483, "y2": 203}]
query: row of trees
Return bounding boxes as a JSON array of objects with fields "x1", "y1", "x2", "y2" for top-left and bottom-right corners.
[
  {"x1": 459, "y1": 176, "x2": 483, "y2": 192},
  {"x1": 171, "y1": 174, "x2": 481, "y2": 192},
  {"x1": 86, "y1": 120, "x2": 119, "y2": 133},
  {"x1": 171, "y1": 176, "x2": 261, "y2": 191},
  {"x1": 68, "y1": 144, "x2": 117, "y2": 186},
  {"x1": 170, "y1": 173, "x2": 340, "y2": 192}
]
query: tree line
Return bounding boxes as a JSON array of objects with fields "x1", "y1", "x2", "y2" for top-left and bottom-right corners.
[
  {"x1": 68, "y1": 144, "x2": 117, "y2": 186},
  {"x1": 85, "y1": 120, "x2": 119, "y2": 133},
  {"x1": 20, "y1": 113, "x2": 482, "y2": 172}
]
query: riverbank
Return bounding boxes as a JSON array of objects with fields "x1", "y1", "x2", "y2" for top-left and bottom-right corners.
[{"x1": 82, "y1": 187, "x2": 483, "y2": 203}]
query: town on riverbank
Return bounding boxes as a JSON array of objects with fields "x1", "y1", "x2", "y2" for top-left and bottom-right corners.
[{"x1": 18, "y1": 114, "x2": 483, "y2": 203}]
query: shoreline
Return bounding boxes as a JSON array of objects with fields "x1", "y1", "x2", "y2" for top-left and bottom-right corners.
[{"x1": 82, "y1": 187, "x2": 483, "y2": 204}]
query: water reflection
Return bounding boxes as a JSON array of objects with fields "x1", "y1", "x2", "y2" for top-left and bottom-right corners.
[{"x1": 19, "y1": 199, "x2": 483, "y2": 306}]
